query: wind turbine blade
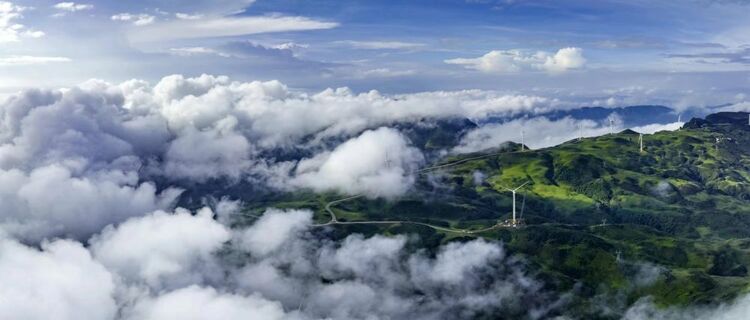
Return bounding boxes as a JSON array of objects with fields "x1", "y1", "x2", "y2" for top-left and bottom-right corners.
[{"x1": 513, "y1": 181, "x2": 530, "y2": 191}]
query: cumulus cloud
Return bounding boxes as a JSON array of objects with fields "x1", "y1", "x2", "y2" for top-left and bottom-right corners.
[
  {"x1": 90, "y1": 207, "x2": 231, "y2": 289},
  {"x1": 143, "y1": 75, "x2": 558, "y2": 148},
  {"x1": 0, "y1": 165, "x2": 180, "y2": 241},
  {"x1": 125, "y1": 285, "x2": 288, "y2": 320},
  {"x1": 0, "y1": 74, "x2": 570, "y2": 204},
  {"x1": 289, "y1": 127, "x2": 424, "y2": 198},
  {"x1": 445, "y1": 47, "x2": 586, "y2": 74},
  {"x1": 0, "y1": 204, "x2": 559, "y2": 320},
  {"x1": 0, "y1": 1, "x2": 44, "y2": 43},
  {"x1": 0, "y1": 235, "x2": 117, "y2": 320},
  {"x1": 229, "y1": 210, "x2": 554, "y2": 319},
  {"x1": 163, "y1": 120, "x2": 253, "y2": 181},
  {"x1": 0, "y1": 84, "x2": 184, "y2": 241},
  {"x1": 238, "y1": 208, "x2": 311, "y2": 256}
]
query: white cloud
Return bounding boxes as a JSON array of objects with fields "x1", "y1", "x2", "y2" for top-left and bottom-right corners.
[
  {"x1": 358, "y1": 68, "x2": 417, "y2": 78},
  {"x1": 719, "y1": 101, "x2": 750, "y2": 112},
  {"x1": 90, "y1": 207, "x2": 231, "y2": 290},
  {"x1": 340, "y1": 40, "x2": 426, "y2": 50},
  {"x1": 127, "y1": 15, "x2": 338, "y2": 42},
  {"x1": 53, "y1": 2, "x2": 93, "y2": 12},
  {"x1": 175, "y1": 12, "x2": 203, "y2": 20},
  {"x1": 631, "y1": 122, "x2": 684, "y2": 134},
  {"x1": 290, "y1": 127, "x2": 424, "y2": 198},
  {"x1": 163, "y1": 120, "x2": 253, "y2": 182},
  {"x1": 133, "y1": 74, "x2": 557, "y2": 149},
  {"x1": 130, "y1": 0, "x2": 256, "y2": 16},
  {"x1": 424, "y1": 239, "x2": 504, "y2": 284},
  {"x1": 231, "y1": 216, "x2": 552, "y2": 319},
  {"x1": 0, "y1": 74, "x2": 565, "y2": 200},
  {"x1": 0, "y1": 164, "x2": 181, "y2": 242},
  {"x1": 0, "y1": 55, "x2": 71, "y2": 66},
  {"x1": 238, "y1": 208, "x2": 312, "y2": 256},
  {"x1": 112, "y1": 13, "x2": 156, "y2": 26},
  {"x1": 0, "y1": 235, "x2": 117, "y2": 320},
  {"x1": 125, "y1": 285, "x2": 288, "y2": 320},
  {"x1": 321, "y1": 234, "x2": 406, "y2": 278},
  {"x1": 0, "y1": 200, "x2": 555, "y2": 320},
  {"x1": 445, "y1": 47, "x2": 586, "y2": 74},
  {"x1": 454, "y1": 116, "x2": 615, "y2": 153},
  {"x1": 169, "y1": 46, "x2": 230, "y2": 57},
  {"x1": 0, "y1": 1, "x2": 44, "y2": 43},
  {"x1": 271, "y1": 42, "x2": 309, "y2": 50},
  {"x1": 623, "y1": 295, "x2": 750, "y2": 320}
]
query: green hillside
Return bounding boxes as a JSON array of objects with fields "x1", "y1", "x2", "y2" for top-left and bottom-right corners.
[{"x1": 244, "y1": 112, "x2": 750, "y2": 318}]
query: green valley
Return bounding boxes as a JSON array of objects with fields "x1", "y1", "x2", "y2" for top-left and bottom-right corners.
[{"x1": 242, "y1": 112, "x2": 750, "y2": 318}]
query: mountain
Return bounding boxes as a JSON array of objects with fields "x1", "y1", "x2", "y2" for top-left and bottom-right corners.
[
  {"x1": 243, "y1": 111, "x2": 750, "y2": 318},
  {"x1": 484, "y1": 105, "x2": 707, "y2": 128}
]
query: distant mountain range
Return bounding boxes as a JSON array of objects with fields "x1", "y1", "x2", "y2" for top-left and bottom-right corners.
[{"x1": 483, "y1": 105, "x2": 711, "y2": 128}]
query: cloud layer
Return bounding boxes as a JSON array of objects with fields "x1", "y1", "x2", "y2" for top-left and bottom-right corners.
[{"x1": 0, "y1": 206, "x2": 559, "y2": 320}]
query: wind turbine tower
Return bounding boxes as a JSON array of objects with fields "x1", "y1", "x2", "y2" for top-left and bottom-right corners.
[
  {"x1": 609, "y1": 117, "x2": 615, "y2": 135},
  {"x1": 502, "y1": 181, "x2": 530, "y2": 227},
  {"x1": 520, "y1": 129, "x2": 525, "y2": 151},
  {"x1": 639, "y1": 133, "x2": 644, "y2": 153}
]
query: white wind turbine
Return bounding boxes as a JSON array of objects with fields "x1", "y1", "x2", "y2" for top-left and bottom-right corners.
[
  {"x1": 501, "y1": 181, "x2": 530, "y2": 227},
  {"x1": 609, "y1": 117, "x2": 615, "y2": 135},
  {"x1": 639, "y1": 133, "x2": 644, "y2": 153}
]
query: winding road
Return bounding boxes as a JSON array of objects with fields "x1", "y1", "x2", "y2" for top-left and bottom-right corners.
[{"x1": 311, "y1": 148, "x2": 528, "y2": 234}]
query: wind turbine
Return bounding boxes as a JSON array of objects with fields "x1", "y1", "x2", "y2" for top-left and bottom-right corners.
[
  {"x1": 639, "y1": 133, "x2": 644, "y2": 153},
  {"x1": 608, "y1": 117, "x2": 615, "y2": 135},
  {"x1": 501, "y1": 181, "x2": 530, "y2": 227},
  {"x1": 520, "y1": 129, "x2": 525, "y2": 151},
  {"x1": 715, "y1": 137, "x2": 721, "y2": 152}
]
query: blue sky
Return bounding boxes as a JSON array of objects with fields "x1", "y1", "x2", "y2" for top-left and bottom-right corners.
[{"x1": 1, "y1": 0, "x2": 750, "y2": 106}]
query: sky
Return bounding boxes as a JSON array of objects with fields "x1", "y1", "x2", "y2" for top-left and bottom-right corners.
[
  {"x1": 5, "y1": 2, "x2": 750, "y2": 319},
  {"x1": 1, "y1": 0, "x2": 750, "y2": 107}
]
